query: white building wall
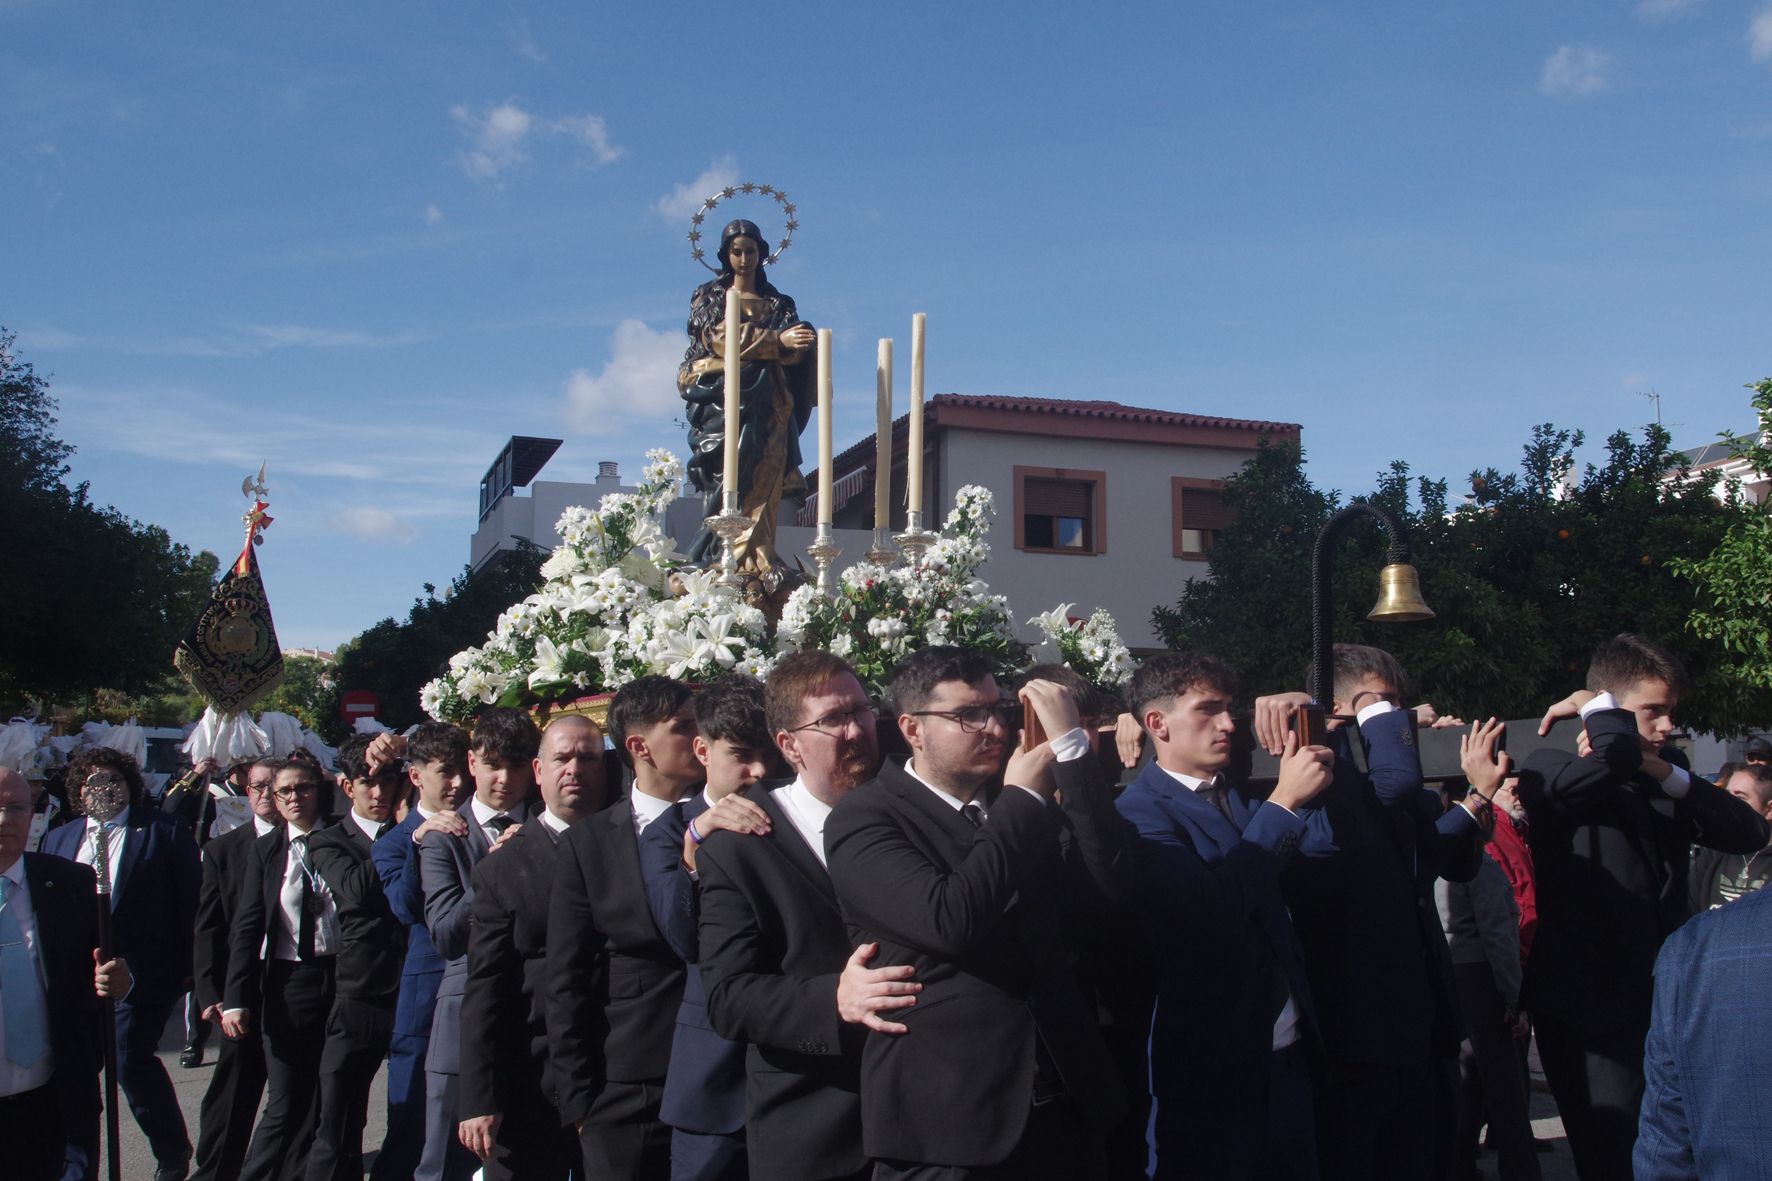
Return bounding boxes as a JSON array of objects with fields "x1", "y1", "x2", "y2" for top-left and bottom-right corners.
[{"x1": 934, "y1": 427, "x2": 1251, "y2": 649}]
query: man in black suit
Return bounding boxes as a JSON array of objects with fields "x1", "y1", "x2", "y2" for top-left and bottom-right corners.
[
  {"x1": 418, "y1": 707, "x2": 539, "y2": 1181},
  {"x1": 456, "y1": 714, "x2": 607, "y2": 1181},
  {"x1": 188, "y1": 758, "x2": 279, "y2": 1181},
  {"x1": 696, "y1": 651, "x2": 909, "y2": 1181},
  {"x1": 547, "y1": 675, "x2": 704, "y2": 1181},
  {"x1": 823, "y1": 645, "x2": 1129, "y2": 1180},
  {"x1": 0, "y1": 768, "x2": 134, "y2": 1181},
  {"x1": 221, "y1": 758, "x2": 341, "y2": 1181},
  {"x1": 1518, "y1": 633, "x2": 1769, "y2": 1179},
  {"x1": 303, "y1": 734, "x2": 407, "y2": 1181},
  {"x1": 639, "y1": 674, "x2": 777, "y2": 1181},
  {"x1": 49, "y1": 746, "x2": 202, "y2": 1181},
  {"x1": 1254, "y1": 644, "x2": 1488, "y2": 1181}
]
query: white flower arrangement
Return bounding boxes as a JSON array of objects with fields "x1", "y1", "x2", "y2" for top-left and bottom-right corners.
[
  {"x1": 1028, "y1": 603, "x2": 1137, "y2": 690},
  {"x1": 777, "y1": 484, "x2": 1029, "y2": 700}
]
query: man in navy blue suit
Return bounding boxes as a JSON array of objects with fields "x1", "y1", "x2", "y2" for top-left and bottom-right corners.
[
  {"x1": 638, "y1": 674, "x2": 777, "y2": 1181},
  {"x1": 1635, "y1": 882, "x2": 1772, "y2": 1179},
  {"x1": 47, "y1": 747, "x2": 201, "y2": 1181},
  {"x1": 1254, "y1": 644, "x2": 1488, "y2": 1181},
  {"x1": 369, "y1": 722, "x2": 470, "y2": 1181},
  {"x1": 1116, "y1": 651, "x2": 1333, "y2": 1180}
]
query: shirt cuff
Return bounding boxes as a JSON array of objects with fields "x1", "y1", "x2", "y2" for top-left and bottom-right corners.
[
  {"x1": 1579, "y1": 691, "x2": 1619, "y2": 718},
  {"x1": 1658, "y1": 763, "x2": 1691, "y2": 799},
  {"x1": 222, "y1": 1007, "x2": 244, "y2": 1019},
  {"x1": 1048, "y1": 727, "x2": 1090, "y2": 763},
  {"x1": 1012, "y1": 786, "x2": 1044, "y2": 803},
  {"x1": 1356, "y1": 700, "x2": 1398, "y2": 725}
]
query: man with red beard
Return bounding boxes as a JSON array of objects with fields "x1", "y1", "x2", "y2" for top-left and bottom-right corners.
[{"x1": 695, "y1": 652, "x2": 908, "y2": 1181}]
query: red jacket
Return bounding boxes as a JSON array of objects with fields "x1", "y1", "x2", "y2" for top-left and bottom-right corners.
[{"x1": 1486, "y1": 811, "x2": 1538, "y2": 965}]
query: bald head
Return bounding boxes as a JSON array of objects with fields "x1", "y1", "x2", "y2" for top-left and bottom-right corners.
[
  {"x1": 0, "y1": 768, "x2": 32, "y2": 870},
  {"x1": 535, "y1": 714, "x2": 607, "y2": 824}
]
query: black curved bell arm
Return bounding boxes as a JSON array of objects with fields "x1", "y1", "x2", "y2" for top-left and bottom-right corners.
[{"x1": 1309, "y1": 503, "x2": 1436, "y2": 714}]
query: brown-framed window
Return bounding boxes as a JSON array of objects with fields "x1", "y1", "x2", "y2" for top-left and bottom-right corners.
[
  {"x1": 1172, "y1": 477, "x2": 1232, "y2": 560},
  {"x1": 1015, "y1": 466, "x2": 1106, "y2": 555}
]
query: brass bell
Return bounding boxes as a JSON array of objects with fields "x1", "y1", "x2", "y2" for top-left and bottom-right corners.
[{"x1": 1367, "y1": 563, "x2": 1435, "y2": 622}]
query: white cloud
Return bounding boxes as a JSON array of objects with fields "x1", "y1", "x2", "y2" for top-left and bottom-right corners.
[
  {"x1": 1752, "y1": 6, "x2": 1772, "y2": 62},
  {"x1": 564, "y1": 320, "x2": 685, "y2": 434},
  {"x1": 451, "y1": 101, "x2": 624, "y2": 180},
  {"x1": 424, "y1": 203, "x2": 446, "y2": 227},
  {"x1": 510, "y1": 16, "x2": 547, "y2": 63},
  {"x1": 1540, "y1": 46, "x2": 1611, "y2": 97},
  {"x1": 551, "y1": 114, "x2": 625, "y2": 165},
  {"x1": 452, "y1": 102, "x2": 533, "y2": 180},
  {"x1": 1636, "y1": 0, "x2": 1701, "y2": 18},
  {"x1": 328, "y1": 507, "x2": 418, "y2": 544},
  {"x1": 655, "y1": 156, "x2": 741, "y2": 220}
]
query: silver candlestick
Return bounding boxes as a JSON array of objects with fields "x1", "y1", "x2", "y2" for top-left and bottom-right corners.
[
  {"x1": 894, "y1": 509, "x2": 936, "y2": 565},
  {"x1": 806, "y1": 523, "x2": 843, "y2": 597},
  {"x1": 865, "y1": 525, "x2": 899, "y2": 567},
  {"x1": 704, "y1": 491, "x2": 751, "y2": 590}
]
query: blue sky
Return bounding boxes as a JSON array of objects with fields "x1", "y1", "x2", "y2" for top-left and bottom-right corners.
[{"x1": 6, "y1": 1, "x2": 1771, "y2": 650}]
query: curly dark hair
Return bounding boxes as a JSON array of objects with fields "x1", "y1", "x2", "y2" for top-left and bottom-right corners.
[
  {"x1": 65, "y1": 746, "x2": 147, "y2": 814},
  {"x1": 408, "y1": 723, "x2": 469, "y2": 770}
]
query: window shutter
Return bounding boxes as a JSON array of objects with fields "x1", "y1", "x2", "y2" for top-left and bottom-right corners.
[
  {"x1": 1181, "y1": 487, "x2": 1233, "y2": 531},
  {"x1": 1024, "y1": 478, "x2": 1091, "y2": 518}
]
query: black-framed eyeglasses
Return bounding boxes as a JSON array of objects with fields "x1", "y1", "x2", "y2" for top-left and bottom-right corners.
[
  {"x1": 906, "y1": 702, "x2": 1021, "y2": 734},
  {"x1": 789, "y1": 704, "x2": 876, "y2": 736},
  {"x1": 273, "y1": 783, "x2": 319, "y2": 801}
]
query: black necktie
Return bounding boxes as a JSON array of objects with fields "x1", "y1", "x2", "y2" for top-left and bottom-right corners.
[
  {"x1": 961, "y1": 803, "x2": 984, "y2": 830},
  {"x1": 376, "y1": 821, "x2": 393, "y2": 841},
  {"x1": 293, "y1": 835, "x2": 316, "y2": 961},
  {"x1": 487, "y1": 814, "x2": 515, "y2": 838},
  {"x1": 1201, "y1": 779, "x2": 1238, "y2": 828}
]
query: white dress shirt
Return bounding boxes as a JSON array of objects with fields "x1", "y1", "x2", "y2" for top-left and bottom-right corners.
[
  {"x1": 348, "y1": 810, "x2": 384, "y2": 844},
  {"x1": 269, "y1": 827, "x2": 339, "y2": 962},
  {"x1": 538, "y1": 809, "x2": 571, "y2": 837},
  {"x1": 0, "y1": 858, "x2": 53, "y2": 1096},
  {"x1": 776, "y1": 777, "x2": 835, "y2": 869},
  {"x1": 74, "y1": 806, "x2": 130, "y2": 897},
  {"x1": 629, "y1": 790, "x2": 678, "y2": 835},
  {"x1": 469, "y1": 797, "x2": 518, "y2": 845}
]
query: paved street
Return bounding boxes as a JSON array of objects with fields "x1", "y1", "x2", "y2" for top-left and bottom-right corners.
[{"x1": 113, "y1": 1013, "x2": 1582, "y2": 1181}]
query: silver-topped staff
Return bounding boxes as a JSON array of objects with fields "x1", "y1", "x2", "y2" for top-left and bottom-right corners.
[{"x1": 84, "y1": 771, "x2": 129, "y2": 1181}]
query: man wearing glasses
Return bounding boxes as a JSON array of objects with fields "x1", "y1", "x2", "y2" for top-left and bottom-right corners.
[
  {"x1": 695, "y1": 651, "x2": 904, "y2": 1181},
  {"x1": 221, "y1": 759, "x2": 339, "y2": 1181},
  {"x1": 188, "y1": 758, "x2": 279, "y2": 1181},
  {"x1": 823, "y1": 645, "x2": 1130, "y2": 1181}
]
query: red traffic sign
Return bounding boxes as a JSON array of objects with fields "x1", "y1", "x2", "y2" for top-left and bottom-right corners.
[{"x1": 339, "y1": 689, "x2": 380, "y2": 722}]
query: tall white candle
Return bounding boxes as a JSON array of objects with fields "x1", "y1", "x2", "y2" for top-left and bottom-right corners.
[
  {"x1": 875, "y1": 339, "x2": 893, "y2": 531},
  {"x1": 908, "y1": 313, "x2": 926, "y2": 522},
  {"x1": 722, "y1": 291, "x2": 741, "y2": 504},
  {"x1": 817, "y1": 329, "x2": 834, "y2": 526}
]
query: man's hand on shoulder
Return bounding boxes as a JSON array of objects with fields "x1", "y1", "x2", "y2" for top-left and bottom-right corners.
[
  {"x1": 837, "y1": 941, "x2": 920, "y2": 1035},
  {"x1": 413, "y1": 810, "x2": 469, "y2": 844},
  {"x1": 488, "y1": 823, "x2": 523, "y2": 853}
]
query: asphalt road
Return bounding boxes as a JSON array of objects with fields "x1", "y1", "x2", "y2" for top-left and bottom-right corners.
[{"x1": 116, "y1": 1011, "x2": 1581, "y2": 1181}]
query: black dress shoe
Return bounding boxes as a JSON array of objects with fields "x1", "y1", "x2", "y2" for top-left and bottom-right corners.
[
  {"x1": 154, "y1": 1163, "x2": 190, "y2": 1181},
  {"x1": 178, "y1": 1045, "x2": 203, "y2": 1068}
]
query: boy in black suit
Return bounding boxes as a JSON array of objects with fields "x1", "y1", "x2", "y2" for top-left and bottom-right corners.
[
  {"x1": 304, "y1": 735, "x2": 407, "y2": 1181},
  {"x1": 1519, "y1": 633, "x2": 1769, "y2": 1179}
]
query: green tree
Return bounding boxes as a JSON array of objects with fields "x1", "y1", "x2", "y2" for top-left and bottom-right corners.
[
  {"x1": 320, "y1": 543, "x2": 546, "y2": 742},
  {"x1": 1670, "y1": 379, "x2": 1772, "y2": 717},
  {"x1": 1154, "y1": 422, "x2": 1769, "y2": 732},
  {"x1": 0, "y1": 329, "x2": 221, "y2": 706},
  {"x1": 257, "y1": 652, "x2": 338, "y2": 732}
]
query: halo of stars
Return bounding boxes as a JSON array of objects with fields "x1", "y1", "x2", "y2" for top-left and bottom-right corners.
[{"x1": 688, "y1": 181, "x2": 799, "y2": 273}]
